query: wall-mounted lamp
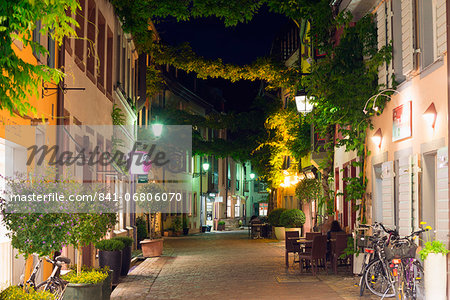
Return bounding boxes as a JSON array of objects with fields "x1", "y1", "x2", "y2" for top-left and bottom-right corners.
[
  {"x1": 151, "y1": 123, "x2": 163, "y2": 137},
  {"x1": 423, "y1": 102, "x2": 437, "y2": 129},
  {"x1": 371, "y1": 128, "x2": 383, "y2": 148},
  {"x1": 249, "y1": 173, "x2": 255, "y2": 180},
  {"x1": 202, "y1": 162, "x2": 210, "y2": 172}
]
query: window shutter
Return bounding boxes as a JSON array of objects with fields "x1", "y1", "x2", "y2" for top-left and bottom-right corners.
[
  {"x1": 381, "y1": 161, "x2": 395, "y2": 227},
  {"x1": 397, "y1": 156, "x2": 413, "y2": 236},
  {"x1": 435, "y1": 0, "x2": 447, "y2": 57},
  {"x1": 377, "y1": 4, "x2": 387, "y2": 87},
  {"x1": 401, "y1": 0, "x2": 415, "y2": 76},
  {"x1": 436, "y1": 147, "x2": 449, "y2": 246}
]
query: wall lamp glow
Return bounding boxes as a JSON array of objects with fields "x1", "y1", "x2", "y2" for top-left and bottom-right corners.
[
  {"x1": 249, "y1": 173, "x2": 255, "y2": 180},
  {"x1": 202, "y1": 162, "x2": 210, "y2": 172},
  {"x1": 423, "y1": 102, "x2": 437, "y2": 129},
  {"x1": 371, "y1": 128, "x2": 382, "y2": 148},
  {"x1": 151, "y1": 123, "x2": 163, "y2": 137}
]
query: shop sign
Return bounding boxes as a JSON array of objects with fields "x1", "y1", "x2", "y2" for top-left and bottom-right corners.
[{"x1": 393, "y1": 101, "x2": 412, "y2": 142}]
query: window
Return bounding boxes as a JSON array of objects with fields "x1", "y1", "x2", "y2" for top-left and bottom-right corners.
[
  {"x1": 97, "y1": 11, "x2": 106, "y2": 91},
  {"x1": 75, "y1": 0, "x2": 85, "y2": 67},
  {"x1": 121, "y1": 45, "x2": 126, "y2": 89},
  {"x1": 86, "y1": 0, "x2": 96, "y2": 80},
  {"x1": 106, "y1": 27, "x2": 113, "y2": 97}
]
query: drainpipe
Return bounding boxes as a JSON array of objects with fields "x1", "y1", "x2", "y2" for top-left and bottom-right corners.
[
  {"x1": 446, "y1": 0, "x2": 450, "y2": 295},
  {"x1": 56, "y1": 39, "x2": 65, "y2": 180}
]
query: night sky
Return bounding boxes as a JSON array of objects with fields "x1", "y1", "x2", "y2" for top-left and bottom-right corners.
[{"x1": 156, "y1": 7, "x2": 289, "y2": 112}]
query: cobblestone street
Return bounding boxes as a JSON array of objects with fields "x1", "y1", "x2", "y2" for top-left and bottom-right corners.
[{"x1": 112, "y1": 231, "x2": 378, "y2": 300}]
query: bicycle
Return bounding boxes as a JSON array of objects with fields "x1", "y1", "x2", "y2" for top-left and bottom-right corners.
[
  {"x1": 386, "y1": 228, "x2": 427, "y2": 300},
  {"x1": 19, "y1": 254, "x2": 71, "y2": 300}
]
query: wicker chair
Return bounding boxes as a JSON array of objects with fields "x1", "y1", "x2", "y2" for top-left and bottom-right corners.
[{"x1": 298, "y1": 235, "x2": 327, "y2": 275}]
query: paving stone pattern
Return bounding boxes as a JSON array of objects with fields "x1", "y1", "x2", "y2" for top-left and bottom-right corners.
[{"x1": 112, "y1": 231, "x2": 378, "y2": 300}]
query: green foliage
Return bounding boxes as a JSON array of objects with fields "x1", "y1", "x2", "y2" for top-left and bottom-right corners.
[
  {"x1": 172, "y1": 216, "x2": 182, "y2": 232},
  {"x1": 419, "y1": 241, "x2": 450, "y2": 261},
  {"x1": 113, "y1": 236, "x2": 134, "y2": 247},
  {"x1": 0, "y1": 0, "x2": 78, "y2": 116},
  {"x1": 0, "y1": 286, "x2": 54, "y2": 300},
  {"x1": 340, "y1": 236, "x2": 358, "y2": 259},
  {"x1": 295, "y1": 178, "x2": 322, "y2": 204},
  {"x1": 267, "y1": 208, "x2": 287, "y2": 227},
  {"x1": 111, "y1": 104, "x2": 126, "y2": 125},
  {"x1": 136, "y1": 183, "x2": 166, "y2": 213},
  {"x1": 279, "y1": 209, "x2": 306, "y2": 228},
  {"x1": 218, "y1": 221, "x2": 225, "y2": 225},
  {"x1": 62, "y1": 270, "x2": 108, "y2": 284},
  {"x1": 95, "y1": 239, "x2": 125, "y2": 251},
  {"x1": 136, "y1": 216, "x2": 148, "y2": 241},
  {"x1": 182, "y1": 216, "x2": 189, "y2": 229},
  {"x1": 146, "y1": 64, "x2": 165, "y2": 98}
]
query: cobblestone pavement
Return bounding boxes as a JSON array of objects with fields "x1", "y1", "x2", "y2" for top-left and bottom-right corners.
[{"x1": 113, "y1": 231, "x2": 378, "y2": 300}]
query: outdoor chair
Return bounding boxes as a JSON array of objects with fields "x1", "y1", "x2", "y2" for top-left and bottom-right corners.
[
  {"x1": 304, "y1": 232, "x2": 321, "y2": 252},
  {"x1": 285, "y1": 231, "x2": 300, "y2": 267},
  {"x1": 331, "y1": 233, "x2": 351, "y2": 274},
  {"x1": 298, "y1": 235, "x2": 327, "y2": 276}
]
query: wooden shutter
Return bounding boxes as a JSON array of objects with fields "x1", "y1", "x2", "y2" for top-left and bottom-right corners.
[
  {"x1": 381, "y1": 161, "x2": 395, "y2": 227},
  {"x1": 401, "y1": 0, "x2": 415, "y2": 76},
  {"x1": 436, "y1": 147, "x2": 449, "y2": 246},
  {"x1": 398, "y1": 156, "x2": 412, "y2": 236},
  {"x1": 377, "y1": 3, "x2": 387, "y2": 87},
  {"x1": 435, "y1": 0, "x2": 447, "y2": 56}
]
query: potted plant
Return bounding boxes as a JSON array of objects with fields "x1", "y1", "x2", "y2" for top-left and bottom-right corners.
[
  {"x1": 96, "y1": 239, "x2": 124, "y2": 285},
  {"x1": 182, "y1": 217, "x2": 190, "y2": 235},
  {"x1": 279, "y1": 209, "x2": 305, "y2": 236},
  {"x1": 137, "y1": 183, "x2": 165, "y2": 257},
  {"x1": 217, "y1": 221, "x2": 226, "y2": 231},
  {"x1": 419, "y1": 223, "x2": 449, "y2": 300},
  {"x1": 172, "y1": 216, "x2": 183, "y2": 236},
  {"x1": 136, "y1": 216, "x2": 148, "y2": 247},
  {"x1": 0, "y1": 286, "x2": 54, "y2": 299},
  {"x1": 62, "y1": 269, "x2": 108, "y2": 300},
  {"x1": 113, "y1": 236, "x2": 134, "y2": 276},
  {"x1": 268, "y1": 208, "x2": 287, "y2": 240}
]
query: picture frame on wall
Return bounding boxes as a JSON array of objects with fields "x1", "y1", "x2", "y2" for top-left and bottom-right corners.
[{"x1": 392, "y1": 101, "x2": 412, "y2": 142}]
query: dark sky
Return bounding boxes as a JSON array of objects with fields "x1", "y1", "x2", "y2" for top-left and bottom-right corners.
[{"x1": 156, "y1": 7, "x2": 289, "y2": 112}]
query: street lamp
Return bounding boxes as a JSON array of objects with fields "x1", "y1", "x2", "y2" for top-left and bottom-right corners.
[
  {"x1": 151, "y1": 123, "x2": 163, "y2": 137},
  {"x1": 295, "y1": 90, "x2": 314, "y2": 115}
]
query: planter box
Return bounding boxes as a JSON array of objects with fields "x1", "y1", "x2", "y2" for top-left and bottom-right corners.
[
  {"x1": 274, "y1": 227, "x2": 285, "y2": 240},
  {"x1": 140, "y1": 239, "x2": 163, "y2": 257},
  {"x1": 424, "y1": 253, "x2": 446, "y2": 300},
  {"x1": 63, "y1": 282, "x2": 102, "y2": 300},
  {"x1": 120, "y1": 246, "x2": 132, "y2": 276},
  {"x1": 163, "y1": 231, "x2": 172, "y2": 237},
  {"x1": 353, "y1": 253, "x2": 365, "y2": 274},
  {"x1": 217, "y1": 224, "x2": 225, "y2": 231},
  {"x1": 183, "y1": 228, "x2": 189, "y2": 235},
  {"x1": 99, "y1": 250, "x2": 122, "y2": 285}
]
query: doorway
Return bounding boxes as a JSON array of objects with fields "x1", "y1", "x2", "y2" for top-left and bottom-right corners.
[{"x1": 421, "y1": 152, "x2": 436, "y2": 238}]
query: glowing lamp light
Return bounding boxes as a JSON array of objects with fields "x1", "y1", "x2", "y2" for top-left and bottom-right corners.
[
  {"x1": 295, "y1": 93, "x2": 314, "y2": 115},
  {"x1": 151, "y1": 123, "x2": 163, "y2": 137},
  {"x1": 202, "y1": 162, "x2": 210, "y2": 172},
  {"x1": 249, "y1": 173, "x2": 255, "y2": 180},
  {"x1": 371, "y1": 128, "x2": 382, "y2": 148},
  {"x1": 305, "y1": 171, "x2": 315, "y2": 179},
  {"x1": 423, "y1": 102, "x2": 437, "y2": 129}
]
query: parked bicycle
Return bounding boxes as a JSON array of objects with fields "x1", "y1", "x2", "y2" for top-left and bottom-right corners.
[{"x1": 19, "y1": 254, "x2": 71, "y2": 300}]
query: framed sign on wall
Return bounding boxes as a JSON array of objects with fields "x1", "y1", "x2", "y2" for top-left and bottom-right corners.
[{"x1": 392, "y1": 101, "x2": 412, "y2": 142}]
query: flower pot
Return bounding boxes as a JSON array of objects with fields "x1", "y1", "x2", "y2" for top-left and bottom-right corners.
[
  {"x1": 63, "y1": 282, "x2": 102, "y2": 300},
  {"x1": 102, "y1": 270, "x2": 113, "y2": 300},
  {"x1": 424, "y1": 253, "x2": 447, "y2": 300},
  {"x1": 99, "y1": 250, "x2": 122, "y2": 285},
  {"x1": 140, "y1": 239, "x2": 163, "y2": 257},
  {"x1": 163, "y1": 231, "x2": 172, "y2": 237},
  {"x1": 183, "y1": 228, "x2": 189, "y2": 235},
  {"x1": 120, "y1": 246, "x2": 132, "y2": 276},
  {"x1": 217, "y1": 224, "x2": 225, "y2": 231},
  {"x1": 353, "y1": 253, "x2": 364, "y2": 274},
  {"x1": 274, "y1": 227, "x2": 286, "y2": 240}
]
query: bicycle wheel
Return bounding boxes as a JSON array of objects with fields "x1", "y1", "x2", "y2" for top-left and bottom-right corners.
[
  {"x1": 393, "y1": 262, "x2": 405, "y2": 300},
  {"x1": 407, "y1": 261, "x2": 424, "y2": 300},
  {"x1": 359, "y1": 274, "x2": 366, "y2": 296},
  {"x1": 37, "y1": 278, "x2": 67, "y2": 300},
  {"x1": 364, "y1": 259, "x2": 396, "y2": 297}
]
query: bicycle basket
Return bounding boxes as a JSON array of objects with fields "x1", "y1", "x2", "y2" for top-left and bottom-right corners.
[
  {"x1": 356, "y1": 234, "x2": 369, "y2": 248},
  {"x1": 385, "y1": 243, "x2": 417, "y2": 260}
]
